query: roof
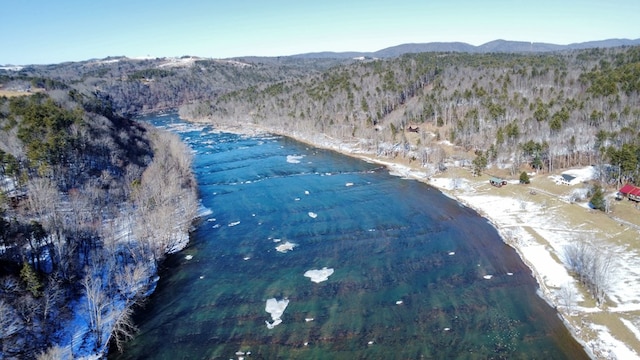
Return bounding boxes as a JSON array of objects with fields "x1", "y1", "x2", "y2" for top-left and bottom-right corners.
[
  {"x1": 619, "y1": 184, "x2": 638, "y2": 195},
  {"x1": 561, "y1": 174, "x2": 576, "y2": 182}
]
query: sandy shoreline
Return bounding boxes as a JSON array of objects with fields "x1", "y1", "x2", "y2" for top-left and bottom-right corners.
[{"x1": 188, "y1": 118, "x2": 640, "y2": 359}]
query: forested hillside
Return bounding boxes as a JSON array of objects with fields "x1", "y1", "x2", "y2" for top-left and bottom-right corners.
[
  {"x1": 192, "y1": 46, "x2": 640, "y2": 186},
  {"x1": 3, "y1": 56, "x2": 346, "y2": 115},
  {"x1": 0, "y1": 90, "x2": 197, "y2": 358}
]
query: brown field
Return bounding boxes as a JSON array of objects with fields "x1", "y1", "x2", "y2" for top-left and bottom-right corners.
[{"x1": 0, "y1": 88, "x2": 44, "y2": 98}]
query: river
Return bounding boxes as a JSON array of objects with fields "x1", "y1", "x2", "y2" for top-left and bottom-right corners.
[{"x1": 111, "y1": 113, "x2": 588, "y2": 359}]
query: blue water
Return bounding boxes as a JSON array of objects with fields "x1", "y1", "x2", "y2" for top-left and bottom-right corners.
[{"x1": 111, "y1": 113, "x2": 587, "y2": 359}]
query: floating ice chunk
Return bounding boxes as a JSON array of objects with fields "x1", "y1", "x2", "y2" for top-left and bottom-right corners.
[
  {"x1": 483, "y1": 275, "x2": 493, "y2": 280},
  {"x1": 345, "y1": 182, "x2": 354, "y2": 187},
  {"x1": 228, "y1": 221, "x2": 240, "y2": 227},
  {"x1": 444, "y1": 327, "x2": 451, "y2": 331},
  {"x1": 206, "y1": 218, "x2": 217, "y2": 222},
  {"x1": 448, "y1": 251, "x2": 455, "y2": 256},
  {"x1": 272, "y1": 238, "x2": 282, "y2": 243},
  {"x1": 265, "y1": 298, "x2": 289, "y2": 329},
  {"x1": 212, "y1": 224, "x2": 220, "y2": 229},
  {"x1": 286, "y1": 155, "x2": 305, "y2": 163},
  {"x1": 507, "y1": 272, "x2": 513, "y2": 276},
  {"x1": 304, "y1": 267, "x2": 334, "y2": 283},
  {"x1": 305, "y1": 318, "x2": 314, "y2": 322},
  {"x1": 294, "y1": 197, "x2": 301, "y2": 201},
  {"x1": 275, "y1": 241, "x2": 297, "y2": 253},
  {"x1": 304, "y1": 190, "x2": 310, "y2": 195},
  {"x1": 368, "y1": 340, "x2": 374, "y2": 345},
  {"x1": 243, "y1": 256, "x2": 251, "y2": 261},
  {"x1": 199, "y1": 275, "x2": 204, "y2": 279},
  {"x1": 185, "y1": 255, "x2": 193, "y2": 260},
  {"x1": 396, "y1": 300, "x2": 403, "y2": 305},
  {"x1": 308, "y1": 212, "x2": 317, "y2": 218}
]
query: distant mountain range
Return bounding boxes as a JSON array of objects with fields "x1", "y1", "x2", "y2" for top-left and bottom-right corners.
[{"x1": 290, "y1": 38, "x2": 640, "y2": 59}]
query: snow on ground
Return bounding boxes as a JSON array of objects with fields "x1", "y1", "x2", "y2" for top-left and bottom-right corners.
[
  {"x1": 157, "y1": 56, "x2": 199, "y2": 68},
  {"x1": 550, "y1": 165, "x2": 597, "y2": 186},
  {"x1": 563, "y1": 166, "x2": 597, "y2": 183}
]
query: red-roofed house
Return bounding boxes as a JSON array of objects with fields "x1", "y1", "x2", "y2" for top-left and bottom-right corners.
[{"x1": 619, "y1": 184, "x2": 640, "y2": 202}]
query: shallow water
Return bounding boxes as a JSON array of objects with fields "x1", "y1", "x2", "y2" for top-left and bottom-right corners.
[{"x1": 111, "y1": 113, "x2": 588, "y2": 359}]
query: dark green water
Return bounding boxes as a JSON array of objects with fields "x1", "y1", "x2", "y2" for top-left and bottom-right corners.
[{"x1": 111, "y1": 114, "x2": 588, "y2": 359}]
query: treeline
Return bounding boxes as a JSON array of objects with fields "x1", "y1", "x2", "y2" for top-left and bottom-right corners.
[
  {"x1": 189, "y1": 47, "x2": 640, "y2": 185},
  {"x1": 0, "y1": 90, "x2": 197, "y2": 358},
  {"x1": 3, "y1": 56, "x2": 346, "y2": 116}
]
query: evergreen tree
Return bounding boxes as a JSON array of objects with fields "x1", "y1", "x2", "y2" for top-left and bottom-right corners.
[
  {"x1": 472, "y1": 151, "x2": 488, "y2": 176},
  {"x1": 519, "y1": 171, "x2": 530, "y2": 184},
  {"x1": 590, "y1": 184, "x2": 606, "y2": 212},
  {"x1": 20, "y1": 261, "x2": 42, "y2": 297}
]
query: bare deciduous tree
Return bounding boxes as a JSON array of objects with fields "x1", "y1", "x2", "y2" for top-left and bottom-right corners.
[
  {"x1": 107, "y1": 305, "x2": 138, "y2": 353},
  {"x1": 563, "y1": 241, "x2": 614, "y2": 305},
  {"x1": 81, "y1": 273, "x2": 109, "y2": 349},
  {"x1": 35, "y1": 345, "x2": 67, "y2": 360},
  {"x1": 0, "y1": 299, "x2": 24, "y2": 340}
]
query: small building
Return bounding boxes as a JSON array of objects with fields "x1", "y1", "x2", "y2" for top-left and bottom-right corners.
[
  {"x1": 559, "y1": 174, "x2": 576, "y2": 185},
  {"x1": 489, "y1": 177, "x2": 507, "y2": 187},
  {"x1": 619, "y1": 184, "x2": 640, "y2": 202}
]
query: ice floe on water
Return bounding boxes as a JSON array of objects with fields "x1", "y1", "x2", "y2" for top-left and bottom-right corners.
[
  {"x1": 286, "y1": 154, "x2": 305, "y2": 163},
  {"x1": 275, "y1": 241, "x2": 297, "y2": 253},
  {"x1": 304, "y1": 190, "x2": 310, "y2": 195},
  {"x1": 304, "y1": 267, "x2": 334, "y2": 283},
  {"x1": 265, "y1": 298, "x2": 289, "y2": 329},
  {"x1": 345, "y1": 182, "x2": 354, "y2": 186},
  {"x1": 308, "y1": 212, "x2": 318, "y2": 218},
  {"x1": 185, "y1": 255, "x2": 193, "y2": 260},
  {"x1": 228, "y1": 221, "x2": 241, "y2": 227},
  {"x1": 483, "y1": 275, "x2": 493, "y2": 280}
]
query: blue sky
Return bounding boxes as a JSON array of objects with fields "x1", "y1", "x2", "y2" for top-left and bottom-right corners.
[{"x1": 1, "y1": 0, "x2": 638, "y2": 65}]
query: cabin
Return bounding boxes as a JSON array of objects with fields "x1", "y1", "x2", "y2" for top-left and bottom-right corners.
[
  {"x1": 489, "y1": 177, "x2": 507, "y2": 187},
  {"x1": 619, "y1": 184, "x2": 640, "y2": 202},
  {"x1": 559, "y1": 174, "x2": 576, "y2": 185}
]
